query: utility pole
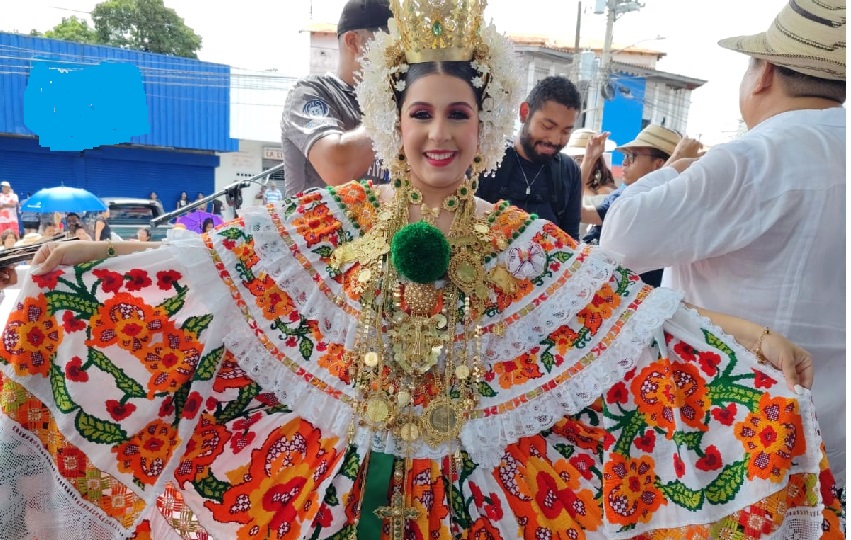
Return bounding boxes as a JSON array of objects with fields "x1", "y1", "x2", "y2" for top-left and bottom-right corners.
[
  {"x1": 572, "y1": 2, "x2": 582, "y2": 81},
  {"x1": 591, "y1": 0, "x2": 643, "y2": 132}
]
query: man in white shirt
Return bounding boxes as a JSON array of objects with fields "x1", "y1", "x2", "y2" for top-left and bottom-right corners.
[
  {"x1": 601, "y1": 0, "x2": 846, "y2": 492},
  {"x1": 262, "y1": 182, "x2": 283, "y2": 205}
]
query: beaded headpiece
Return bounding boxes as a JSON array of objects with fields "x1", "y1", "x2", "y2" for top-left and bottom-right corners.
[{"x1": 356, "y1": 0, "x2": 521, "y2": 177}]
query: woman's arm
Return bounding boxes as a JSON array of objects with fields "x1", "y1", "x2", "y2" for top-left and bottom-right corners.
[
  {"x1": 94, "y1": 220, "x2": 105, "y2": 241},
  {"x1": 31, "y1": 241, "x2": 159, "y2": 274},
  {"x1": 689, "y1": 303, "x2": 813, "y2": 391}
]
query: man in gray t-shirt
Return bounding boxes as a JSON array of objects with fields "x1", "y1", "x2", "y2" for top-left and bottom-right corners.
[{"x1": 280, "y1": 0, "x2": 391, "y2": 197}]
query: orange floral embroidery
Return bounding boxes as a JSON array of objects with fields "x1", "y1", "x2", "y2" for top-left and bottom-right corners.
[
  {"x1": 549, "y1": 415, "x2": 609, "y2": 453},
  {"x1": 468, "y1": 517, "x2": 504, "y2": 540},
  {"x1": 603, "y1": 454, "x2": 665, "y2": 526},
  {"x1": 317, "y1": 343, "x2": 350, "y2": 384},
  {"x1": 630, "y1": 358, "x2": 709, "y2": 438},
  {"x1": 137, "y1": 321, "x2": 204, "y2": 396},
  {"x1": 341, "y1": 263, "x2": 366, "y2": 301},
  {"x1": 213, "y1": 351, "x2": 254, "y2": 392},
  {"x1": 548, "y1": 325, "x2": 579, "y2": 356},
  {"x1": 292, "y1": 203, "x2": 341, "y2": 248},
  {"x1": 245, "y1": 273, "x2": 297, "y2": 321},
  {"x1": 113, "y1": 419, "x2": 180, "y2": 486},
  {"x1": 99, "y1": 482, "x2": 145, "y2": 522},
  {"x1": 2, "y1": 294, "x2": 63, "y2": 377},
  {"x1": 87, "y1": 293, "x2": 169, "y2": 353},
  {"x1": 336, "y1": 183, "x2": 376, "y2": 230},
  {"x1": 577, "y1": 283, "x2": 621, "y2": 335},
  {"x1": 173, "y1": 413, "x2": 231, "y2": 487},
  {"x1": 232, "y1": 240, "x2": 260, "y2": 269},
  {"x1": 735, "y1": 394, "x2": 806, "y2": 482},
  {"x1": 205, "y1": 417, "x2": 342, "y2": 539},
  {"x1": 493, "y1": 353, "x2": 543, "y2": 389},
  {"x1": 407, "y1": 459, "x2": 450, "y2": 539}
]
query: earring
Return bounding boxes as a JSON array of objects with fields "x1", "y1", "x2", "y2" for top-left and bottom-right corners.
[{"x1": 469, "y1": 152, "x2": 485, "y2": 178}]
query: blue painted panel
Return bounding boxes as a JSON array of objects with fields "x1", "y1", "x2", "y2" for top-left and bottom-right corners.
[
  {"x1": 0, "y1": 33, "x2": 237, "y2": 152},
  {"x1": 601, "y1": 74, "x2": 647, "y2": 167}
]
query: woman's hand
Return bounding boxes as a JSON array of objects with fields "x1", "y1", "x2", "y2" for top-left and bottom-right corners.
[
  {"x1": 584, "y1": 131, "x2": 609, "y2": 163},
  {"x1": 31, "y1": 241, "x2": 109, "y2": 274},
  {"x1": 758, "y1": 330, "x2": 814, "y2": 391},
  {"x1": 0, "y1": 265, "x2": 17, "y2": 288}
]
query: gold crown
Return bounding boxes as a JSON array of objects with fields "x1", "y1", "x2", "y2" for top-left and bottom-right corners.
[{"x1": 390, "y1": 0, "x2": 487, "y2": 63}]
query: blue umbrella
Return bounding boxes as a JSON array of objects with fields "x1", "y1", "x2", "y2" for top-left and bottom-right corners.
[{"x1": 20, "y1": 186, "x2": 107, "y2": 213}]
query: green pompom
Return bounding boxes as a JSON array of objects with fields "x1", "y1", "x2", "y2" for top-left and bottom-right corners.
[{"x1": 391, "y1": 222, "x2": 450, "y2": 283}]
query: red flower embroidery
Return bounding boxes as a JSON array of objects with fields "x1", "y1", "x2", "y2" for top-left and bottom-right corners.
[
  {"x1": 255, "y1": 393, "x2": 280, "y2": 407},
  {"x1": 181, "y1": 391, "x2": 203, "y2": 420},
  {"x1": 697, "y1": 351, "x2": 722, "y2": 376},
  {"x1": 65, "y1": 356, "x2": 88, "y2": 382},
  {"x1": 569, "y1": 454, "x2": 596, "y2": 480},
  {"x1": 56, "y1": 446, "x2": 88, "y2": 479},
  {"x1": 673, "y1": 454, "x2": 685, "y2": 478},
  {"x1": 696, "y1": 444, "x2": 723, "y2": 471},
  {"x1": 229, "y1": 431, "x2": 257, "y2": 454},
  {"x1": 673, "y1": 340, "x2": 697, "y2": 362},
  {"x1": 634, "y1": 430, "x2": 656, "y2": 453},
  {"x1": 125, "y1": 269, "x2": 152, "y2": 291},
  {"x1": 159, "y1": 396, "x2": 175, "y2": 418},
  {"x1": 606, "y1": 381, "x2": 629, "y2": 404},
  {"x1": 752, "y1": 369, "x2": 777, "y2": 389},
  {"x1": 312, "y1": 503, "x2": 333, "y2": 528},
  {"x1": 106, "y1": 399, "x2": 136, "y2": 421},
  {"x1": 470, "y1": 482, "x2": 486, "y2": 507},
  {"x1": 156, "y1": 270, "x2": 182, "y2": 290},
  {"x1": 93, "y1": 269, "x2": 124, "y2": 293},
  {"x1": 62, "y1": 311, "x2": 86, "y2": 333},
  {"x1": 32, "y1": 269, "x2": 63, "y2": 290},
  {"x1": 484, "y1": 494, "x2": 503, "y2": 521},
  {"x1": 711, "y1": 403, "x2": 738, "y2": 426}
]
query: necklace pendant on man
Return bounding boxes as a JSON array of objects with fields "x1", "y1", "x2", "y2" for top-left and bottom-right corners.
[{"x1": 525, "y1": 186, "x2": 531, "y2": 195}]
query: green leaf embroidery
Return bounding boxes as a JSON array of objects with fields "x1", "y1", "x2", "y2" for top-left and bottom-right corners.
[
  {"x1": 477, "y1": 381, "x2": 497, "y2": 398},
  {"x1": 540, "y1": 351, "x2": 555, "y2": 373},
  {"x1": 613, "y1": 410, "x2": 646, "y2": 456},
  {"x1": 707, "y1": 383, "x2": 761, "y2": 410},
  {"x1": 705, "y1": 459, "x2": 747, "y2": 505},
  {"x1": 341, "y1": 446, "x2": 362, "y2": 480},
  {"x1": 75, "y1": 260, "x2": 102, "y2": 273},
  {"x1": 214, "y1": 382, "x2": 260, "y2": 425},
  {"x1": 219, "y1": 228, "x2": 246, "y2": 241},
  {"x1": 672, "y1": 431, "x2": 704, "y2": 452},
  {"x1": 459, "y1": 450, "x2": 477, "y2": 484},
  {"x1": 324, "y1": 484, "x2": 339, "y2": 506},
  {"x1": 75, "y1": 409, "x2": 127, "y2": 444},
  {"x1": 660, "y1": 480, "x2": 704, "y2": 511},
  {"x1": 299, "y1": 337, "x2": 314, "y2": 360},
  {"x1": 194, "y1": 346, "x2": 224, "y2": 382},
  {"x1": 312, "y1": 245, "x2": 333, "y2": 259},
  {"x1": 193, "y1": 472, "x2": 231, "y2": 503},
  {"x1": 181, "y1": 314, "x2": 214, "y2": 338},
  {"x1": 45, "y1": 290, "x2": 99, "y2": 318},
  {"x1": 553, "y1": 443, "x2": 575, "y2": 460},
  {"x1": 88, "y1": 348, "x2": 146, "y2": 399},
  {"x1": 170, "y1": 383, "x2": 191, "y2": 422},
  {"x1": 444, "y1": 479, "x2": 472, "y2": 529},
  {"x1": 553, "y1": 251, "x2": 573, "y2": 263},
  {"x1": 158, "y1": 287, "x2": 187, "y2": 317},
  {"x1": 50, "y1": 363, "x2": 77, "y2": 413},
  {"x1": 702, "y1": 330, "x2": 736, "y2": 361}
]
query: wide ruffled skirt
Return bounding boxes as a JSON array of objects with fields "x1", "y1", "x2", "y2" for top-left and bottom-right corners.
[{"x1": 0, "y1": 239, "x2": 842, "y2": 540}]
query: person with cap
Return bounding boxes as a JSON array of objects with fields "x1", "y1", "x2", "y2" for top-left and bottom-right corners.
[
  {"x1": 280, "y1": 0, "x2": 392, "y2": 197},
  {"x1": 581, "y1": 124, "x2": 693, "y2": 287},
  {"x1": 602, "y1": 0, "x2": 847, "y2": 499},
  {"x1": 476, "y1": 76, "x2": 584, "y2": 239},
  {"x1": 0, "y1": 181, "x2": 19, "y2": 237}
]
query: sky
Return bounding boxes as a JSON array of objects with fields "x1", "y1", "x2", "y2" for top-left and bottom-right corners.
[{"x1": 2, "y1": 0, "x2": 789, "y2": 144}]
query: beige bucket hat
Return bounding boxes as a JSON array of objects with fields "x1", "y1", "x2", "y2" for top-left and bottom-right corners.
[
  {"x1": 615, "y1": 124, "x2": 681, "y2": 156},
  {"x1": 718, "y1": 0, "x2": 846, "y2": 81},
  {"x1": 563, "y1": 129, "x2": 618, "y2": 157}
]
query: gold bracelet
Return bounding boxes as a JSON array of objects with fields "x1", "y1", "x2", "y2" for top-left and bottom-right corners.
[
  {"x1": 106, "y1": 239, "x2": 116, "y2": 258},
  {"x1": 751, "y1": 327, "x2": 771, "y2": 365}
]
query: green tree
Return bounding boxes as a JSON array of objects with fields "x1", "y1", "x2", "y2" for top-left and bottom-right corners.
[
  {"x1": 91, "y1": 0, "x2": 202, "y2": 58},
  {"x1": 43, "y1": 16, "x2": 98, "y2": 44}
]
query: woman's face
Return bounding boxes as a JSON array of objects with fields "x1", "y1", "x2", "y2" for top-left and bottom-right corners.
[
  {"x1": 137, "y1": 229, "x2": 150, "y2": 241},
  {"x1": 399, "y1": 73, "x2": 479, "y2": 193},
  {"x1": 3, "y1": 234, "x2": 15, "y2": 248},
  {"x1": 204, "y1": 221, "x2": 214, "y2": 232},
  {"x1": 180, "y1": 192, "x2": 187, "y2": 199}
]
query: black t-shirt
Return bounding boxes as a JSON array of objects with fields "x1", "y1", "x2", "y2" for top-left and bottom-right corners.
[{"x1": 96, "y1": 216, "x2": 112, "y2": 241}]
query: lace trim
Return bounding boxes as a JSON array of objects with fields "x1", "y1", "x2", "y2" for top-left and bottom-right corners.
[{"x1": 0, "y1": 416, "x2": 131, "y2": 540}]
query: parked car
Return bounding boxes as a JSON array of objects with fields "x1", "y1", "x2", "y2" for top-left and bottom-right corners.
[{"x1": 99, "y1": 197, "x2": 172, "y2": 241}]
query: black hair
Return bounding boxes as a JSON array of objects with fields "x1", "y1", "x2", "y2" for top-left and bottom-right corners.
[
  {"x1": 587, "y1": 158, "x2": 617, "y2": 191},
  {"x1": 201, "y1": 218, "x2": 215, "y2": 231},
  {"x1": 774, "y1": 64, "x2": 846, "y2": 103},
  {"x1": 525, "y1": 75, "x2": 581, "y2": 115},
  {"x1": 394, "y1": 61, "x2": 485, "y2": 111},
  {"x1": 649, "y1": 148, "x2": 671, "y2": 161}
]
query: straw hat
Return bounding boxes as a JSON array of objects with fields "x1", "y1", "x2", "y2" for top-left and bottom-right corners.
[
  {"x1": 13, "y1": 233, "x2": 43, "y2": 247},
  {"x1": 615, "y1": 125, "x2": 681, "y2": 156},
  {"x1": 563, "y1": 129, "x2": 619, "y2": 157},
  {"x1": 718, "y1": 0, "x2": 845, "y2": 81}
]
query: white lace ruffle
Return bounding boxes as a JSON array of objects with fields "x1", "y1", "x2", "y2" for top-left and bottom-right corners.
[{"x1": 0, "y1": 417, "x2": 131, "y2": 540}]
